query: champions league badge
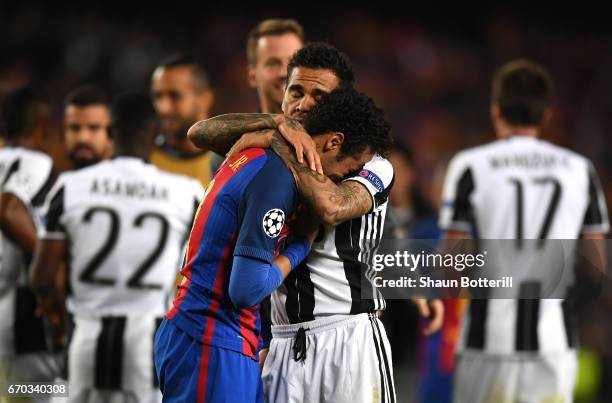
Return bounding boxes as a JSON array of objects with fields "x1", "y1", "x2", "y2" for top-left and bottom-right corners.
[{"x1": 263, "y1": 208, "x2": 285, "y2": 238}]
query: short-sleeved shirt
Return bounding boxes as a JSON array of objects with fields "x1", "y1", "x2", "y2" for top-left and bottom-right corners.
[
  {"x1": 39, "y1": 157, "x2": 203, "y2": 318},
  {"x1": 0, "y1": 147, "x2": 54, "y2": 287},
  {"x1": 439, "y1": 136, "x2": 609, "y2": 355},
  {"x1": 270, "y1": 154, "x2": 395, "y2": 325},
  {"x1": 0, "y1": 147, "x2": 54, "y2": 356}
]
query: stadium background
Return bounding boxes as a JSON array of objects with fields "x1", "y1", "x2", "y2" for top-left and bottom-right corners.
[{"x1": 1, "y1": 2, "x2": 611, "y2": 402}]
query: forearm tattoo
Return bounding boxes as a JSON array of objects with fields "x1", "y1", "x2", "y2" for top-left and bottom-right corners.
[
  {"x1": 190, "y1": 113, "x2": 277, "y2": 154},
  {"x1": 270, "y1": 132, "x2": 372, "y2": 224}
]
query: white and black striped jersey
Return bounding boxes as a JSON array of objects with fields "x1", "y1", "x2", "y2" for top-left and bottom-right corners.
[
  {"x1": 0, "y1": 147, "x2": 54, "y2": 287},
  {"x1": 439, "y1": 136, "x2": 609, "y2": 354},
  {"x1": 39, "y1": 157, "x2": 204, "y2": 318},
  {"x1": 271, "y1": 154, "x2": 394, "y2": 325},
  {"x1": 0, "y1": 147, "x2": 54, "y2": 357}
]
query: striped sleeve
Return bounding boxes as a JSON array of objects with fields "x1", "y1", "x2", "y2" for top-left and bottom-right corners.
[
  {"x1": 344, "y1": 155, "x2": 394, "y2": 212},
  {"x1": 3, "y1": 154, "x2": 53, "y2": 207},
  {"x1": 581, "y1": 161, "x2": 609, "y2": 234},
  {"x1": 38, "y1": 176, "x2": 67, "y2": 240},
  {"x1": 439, "y1": 152, "x2": 475, "y2": 232}
]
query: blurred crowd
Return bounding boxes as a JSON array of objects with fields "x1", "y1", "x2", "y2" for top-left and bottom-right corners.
[{"x1": 1, "y1": 5, "x2": 611, "y2": 202}]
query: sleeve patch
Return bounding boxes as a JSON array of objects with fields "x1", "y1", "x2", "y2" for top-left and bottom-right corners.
[
  {"x1": 358, "y1": 169, "x2": 384, "y2": 193},
  {"x1": 262, "y1": 208, "x2": 286, "y2": 238}
]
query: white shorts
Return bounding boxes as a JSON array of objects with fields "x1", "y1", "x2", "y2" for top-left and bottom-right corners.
[
  {"x1": 262, "y1": 312, "x2": 395, "y2": 403},
  {"x1": 454, "y1": 349, "x2": 577, "y2": 403},
  {"x1": 67, "y1": 316, "x2": 162, "y2": 403}
]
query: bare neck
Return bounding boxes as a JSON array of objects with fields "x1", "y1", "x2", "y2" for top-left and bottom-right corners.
[
  {"x1": 495, "y1": 124, "x2": 540, "y2": 139},
  {"x1": 259, "y1": 95, "x2": 282, "y2": 114},
  {"x1": 7, "y1": 136, "x2": 40, "y2": 151},
  {"x1": 166, "y1": 134, "x2": 202, "y2": 153}
]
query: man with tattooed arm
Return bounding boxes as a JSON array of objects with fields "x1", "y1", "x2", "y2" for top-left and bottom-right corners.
[{"x1": 188, "y1": 43, "x2": 444, "y2": 403}]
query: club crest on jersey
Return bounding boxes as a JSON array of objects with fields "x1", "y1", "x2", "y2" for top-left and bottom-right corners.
[
  {"x1": 262, "y1": 208, "x2": 285, "y2": 238},
  {"x1": 358, "y1": 169, "x2": 384, "y2": 192}
]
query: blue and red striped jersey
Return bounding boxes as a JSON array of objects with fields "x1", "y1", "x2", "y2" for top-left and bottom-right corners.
[{"x1": 166, "y1": 148, "x2": 297, "y2": 359}]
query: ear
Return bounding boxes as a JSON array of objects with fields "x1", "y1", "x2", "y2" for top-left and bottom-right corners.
[
  {"x1": 247, "y1": 65, "x2": 258, "y2": 89},
  {"x1": 323, "y1": 132, "x2": 344, "y2": 152}
]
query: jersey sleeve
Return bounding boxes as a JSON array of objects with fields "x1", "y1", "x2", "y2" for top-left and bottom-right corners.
[
  {"x1": 581, "y1": 161, "x2": 610, "y2": 234},
  {"x1": 2, "y1": 154, "x2": 53, "y2": 208},
  {"x1": 439, "y1": 152, "x2": 475, "y2": 232},
  {"x1": 38, "y1": 176, "x2": 67, "y2": 240},
  {"x1": 234, "y1": 161, "x2": 297, "y2": 264},
  {"x1": 343, "y1": 155, "x2": 394, "y2": 212}
]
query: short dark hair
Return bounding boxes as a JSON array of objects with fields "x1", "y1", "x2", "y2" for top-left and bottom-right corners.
[
  {"x1": 247, "y1": 18, "x2": 304, "y2": 66},
  {"x1": 287, "y1": 42, "x2": 355, "y2": 89},
  {"x1": 64, "y1": 85, "x2": 108, "y2": 109},
  {"x1": 111, "y1": 91, "x2": 156, "y2": 144},
  {"x1": 304, "y1": 88, "x2": 392, "y2": 158},
  {"x1": 1, "y1": 85, "x2": 48, "y2": 141},
  {"x1": 492, "y1": 59, "x2": 554, "y2": 126},
  {"x1": 156, "y1": 53, "x2": 210, "y2": 92}
]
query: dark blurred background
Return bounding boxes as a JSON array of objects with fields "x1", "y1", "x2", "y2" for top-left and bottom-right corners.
[{"x1": 1, "y1": 2, "x2": 611, "y2": 402}]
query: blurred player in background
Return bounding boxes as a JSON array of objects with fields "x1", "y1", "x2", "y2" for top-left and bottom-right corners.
[
  {"x1": 150, "y1": 54, "x2": 215, "y2": 187},
  {"x1": 0, "y1": 85, "x2": 59, "y2": 402},
  {"x1": 63, "y1": 85, "x2": 112, "y2": 170},
  {"x1": 439, "y1": 60, "x2": 609, "y2": 403},
  {"x1": 208, "y1": 18, "x2": 305, "y2": 175},
  {"x1": 30, "y1": 92, "x2": 203, "y2": 403},
  {"x1": 247, "y1": 18, "x2": 304, "y2": 115}
]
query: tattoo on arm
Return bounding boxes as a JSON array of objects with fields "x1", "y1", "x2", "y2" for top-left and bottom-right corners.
[
  {"x1": 189, "y1": 113, "x2": 278, "y2": 155},
  {"x1": 270, "y1": 132, "x2": 373, "y2": 225},
  {"x1": 326, "y1": 181, "x2": 373, "y2": 223},
  {"x1": 283, "y1": 117, "x2": 303, "y2": 131}
]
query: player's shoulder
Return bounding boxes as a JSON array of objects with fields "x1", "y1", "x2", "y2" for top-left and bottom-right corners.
[
  {"x1": 533, "y1": 138, "x2": 591, "y2": 166},
  {"x1": 239, "y1": 149, "x2": 296, "y2": 202},
  {"x1": 446, "y1": 145, "x2": 481, "y2": 174},
  {"x1": 50, "y1": 162, "x2": 104, "y2": 195},
  {"x1": 59, "y1": 159, "x2": 112, "y2": 181},
  {"x1": 12, "y1": 147, "x2": 53, "y2": 170},
  {"x1": 363, "y1": 154, "x2": 394, "y2": 173},
  {"x1": 259, "y1": 149, "x2": 294, "y2": 184},
  {"x1": 347, "y1": 153, "x2": 394, "y2": 193},
  {"x1": 0, "y1": 146, "x2": 17, "y2": 161}
]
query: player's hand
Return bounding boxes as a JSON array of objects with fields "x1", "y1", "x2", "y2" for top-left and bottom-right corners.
[
  {"x1": 259, "y1": 348, "x2": 269, "y2": 374},
  {"x1": 412, "y1": 298, "x2": 444, "y2": 336},
  {"x1": 35, "y1": 295, "x2": 65, "y2": 328},
  {"x1": 226, "y1": 130, "x2": 274, "y2": 161},
  {"x1": 278, "y1": 118, "x2": 323, "y2": 175}
]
